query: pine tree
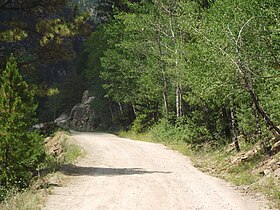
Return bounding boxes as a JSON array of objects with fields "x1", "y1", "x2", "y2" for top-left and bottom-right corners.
[{"x1": 0, "y1": 55, "x2": 44, "y2": 200}]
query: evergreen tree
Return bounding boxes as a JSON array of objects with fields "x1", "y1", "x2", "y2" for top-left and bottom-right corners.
[{"x1": 0, "y1": 55, "x2": 44, "y2": 200}]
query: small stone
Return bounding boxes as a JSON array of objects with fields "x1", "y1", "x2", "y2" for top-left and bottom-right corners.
[
  {"x1": 263, "y1": 168, "x2": 273, "y2": 175},
  {"x1": 271, "y1": 164, "x2": 279, "y2": 171},
  {"x1": 47, "y1": 175, "x2": 62, "y2": 187},
  {"x1": 245, "y1": 150, "x2": 255, "y2": 157},
  {"x1": 273, "y1": 141, "x2": 280, "y2": 148},
  {"x1": 271, "y1": 141, "x2": 280, "y2": 154},
  {"x1": 266, "y1": 159, "x2": 278, "y2": 167},
  {"x1": 44, "y1": 137, "x2": 52, "y2": 144},
  {"x1": 259, "y1": 170, "x2": 265, "y2": 176},
  {"x1": 273, "y1": 168, "x2": 280, "y2": 178}
]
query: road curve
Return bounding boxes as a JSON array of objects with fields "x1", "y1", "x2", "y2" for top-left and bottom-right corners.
[{"x1": 43, "y1": 132, "x2": 270, "y2": 210}]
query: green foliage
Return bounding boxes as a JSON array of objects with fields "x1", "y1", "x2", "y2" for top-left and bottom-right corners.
[
  {"x1": 0, "y1": 29, "x2": 28, "y2": 42},
  {"x1": 0, "y1": 55, "x2": 45, "y2": 201},
  {"x1": 36, "y1": 14, "x2": 90, "y2": 46},
  {"x1": 150, "y1": 117, "x2": 211, "y2": 144},
  {"x1": 0, "y1": 131, "x2": 84, "y2": 209},
  {"x1": 63, "y1": 142, "x2": 85, "y2": 164},
  {"x1": 83, "y1": 0, "x2": 280, "y2": 148},
  {"x1": 131, "y1": 114, "x2": 151, "y2": 133},
  {"x1": 0, "y1": 0, "x2": 91, "y2": 71},
  {"x1": 150, "y1": 119, "x2": 179, "y2": 142}
]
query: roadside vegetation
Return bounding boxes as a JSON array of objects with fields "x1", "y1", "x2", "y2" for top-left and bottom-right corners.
[
  {"x1": 0, "y1": 131, "x2": 85, "y2": 210},
  {"x1": 0, "y1": 131, "x2": 84, "y2": 210}
]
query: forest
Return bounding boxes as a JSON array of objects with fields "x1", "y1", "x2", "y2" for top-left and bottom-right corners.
[
  {"x1": 0, "y1": 0, "x2": 279, "y2": 203},
  {"x1": 84, "y1": 0, "x2": 279, "y2": 151}
]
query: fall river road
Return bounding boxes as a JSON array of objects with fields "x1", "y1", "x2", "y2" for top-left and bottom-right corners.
[{"x1": 43, "y1": 132, "x2": 271, "y2": 210}]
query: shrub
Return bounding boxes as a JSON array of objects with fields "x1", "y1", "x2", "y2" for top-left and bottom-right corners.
[
  {"x1": 150, "y1": 117, "x2": 211, "y2": 144},
  {"x1": 131, "y1": 113, "x2": 151, "y2": 133},
  {"x1": 0, "y1": 55, "x2": 45, "y2": 201}
]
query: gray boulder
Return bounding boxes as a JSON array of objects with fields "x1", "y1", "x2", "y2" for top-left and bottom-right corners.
[{"x1": 55, "y1": 90, "x2": 100, "y2": 131}]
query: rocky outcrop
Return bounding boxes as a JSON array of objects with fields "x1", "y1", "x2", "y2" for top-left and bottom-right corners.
[{"x1": 55, "y1": 90, "x2": 100, "y2": 131}]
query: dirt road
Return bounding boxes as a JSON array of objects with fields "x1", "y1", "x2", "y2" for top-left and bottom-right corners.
[{"x1": 43, "y1": 132, "x2": 270, "y2": 210}]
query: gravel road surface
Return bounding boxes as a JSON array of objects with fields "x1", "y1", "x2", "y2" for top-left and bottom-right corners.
[{"x1": 43, "y1": 132, "x2": 271, "y2": 210}]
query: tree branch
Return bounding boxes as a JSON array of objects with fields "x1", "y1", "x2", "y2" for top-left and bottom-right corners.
[
  {"x1": 18, "y1": 57, "x2": 41, "y2": 68},
  {"x1": 194, "y1": 28, "x2": 242, "y2": 75},
  {"x1": 236, "y1": 17, "x2": 254, "y2": 48}
]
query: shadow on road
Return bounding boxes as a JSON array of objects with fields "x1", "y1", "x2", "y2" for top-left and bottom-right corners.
[{"x1": 60, "y1": 164, "x2": 171, "y2": 177}]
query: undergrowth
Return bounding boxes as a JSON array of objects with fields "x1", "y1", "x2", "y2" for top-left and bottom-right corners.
[
  {"x1": 0, "y1": 186, "x2": 47, "y2": 210},
  {"x1": 0, "y1": 131, "x2": 84, "y2": 210},
  {"x1": 63, "y1": 141, "x2": 85, "y2": 164}
]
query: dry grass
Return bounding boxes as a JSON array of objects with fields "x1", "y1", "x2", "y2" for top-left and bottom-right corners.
[{"x1": 0, "y1": 187, "x2": 47, "y2": 210}]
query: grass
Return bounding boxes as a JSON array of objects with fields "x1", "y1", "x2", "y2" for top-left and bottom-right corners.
[
  {"x1": 119, "y1": 130, "x2": 280, "y2": 209},
  {"x1": 118, "y1": 130, "x2": 154, "y2": 142},
  {"x1": 63, "y1": 142, "x2": 85, "y2": 164},
  {"x1": 0, "y1": 186, "x2": 47, "y2": 210},
  {"x1": 0, "y1": 131, "x2": 84, "y2": 210}
]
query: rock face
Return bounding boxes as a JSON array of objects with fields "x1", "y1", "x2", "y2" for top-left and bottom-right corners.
[{"x1": 55, "y1": 90, "x2": 100, "y2": 131}]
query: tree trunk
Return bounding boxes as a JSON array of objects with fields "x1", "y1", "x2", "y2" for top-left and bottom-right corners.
[
  {"x1": 179, "y1": 84, "x2": 183, "y2": 116},
  {"x1": 253, "y1": 103, "x2": 270, "y2": 154},
  {"x1": 109, "y1": 102, "x2": 114, "y2": 121},
  {"x1": 156, "y1": 32, "x2": 169, "y2": 115},
  {"x1": 235, "y1": 34, "x2": 280, "y2": 136},
  {"x1": 222, "y1": 107, "x2": 231, "y2": 138},
  {"x1": 175, "y1": 84, "x2": 183, "y2": 118},
  {"x1": 247, "y1": 83, "x2": 280, "y2": 135},
  {"x1": 132, "y1": 104, "x2": 137, "y2": 118},
  {"x1": 118, "y1": 102, "x2": 123, "y2": 114},
  {"x1": 169, "y1": 14, "x2": 182, "y2": 118},
  {"x1": 230, "y1": 105, "x2": 240, "y2": 152},
  {"x1": 163, "y1": 91, "x2": 168, "y2": 115}
]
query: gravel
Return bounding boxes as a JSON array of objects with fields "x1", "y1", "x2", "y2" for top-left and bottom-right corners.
[{"x1": 43, "y1": 132, "x2": 271, "y2": 210}]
